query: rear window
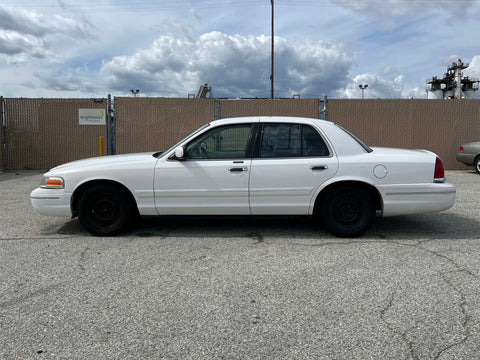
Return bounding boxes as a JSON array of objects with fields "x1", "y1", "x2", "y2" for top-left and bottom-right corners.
[{"x1": 336, "y1": 125, "x2": 373, "y2": 153}]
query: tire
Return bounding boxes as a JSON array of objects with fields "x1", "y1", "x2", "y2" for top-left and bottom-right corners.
[
  {"x1": 77, "y1": 184, "x2": 132, "y2": 236},
  {"x1": 321, "y1": 186, "x2": 375, "y2": 238},
  {"x1": 475, "y1": 156, "x2": 480, "y2": 175}
]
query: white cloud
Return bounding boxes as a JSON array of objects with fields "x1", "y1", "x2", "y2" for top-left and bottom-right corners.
[
  {"x1": 463, "y1": 55, "x2": 480, "y2": 80},
  {"x1": 0, "y1": 2, "x2": 477, "y2": 99},
  {"x1": 339, "y1": 73, "x2": 404, "y2": 99},
  {"x1": 0, "y1": 30, "x2": 55, "y2": 63},
  {"x1": 0, "y1": 6, "x2": 92, "y2": 37},
  {"x1": 0, "y1": 6, "x2": 92, "y2": 63},
  {"x1": 100, "y1": 30, "x2": 352, "y2": 98}
]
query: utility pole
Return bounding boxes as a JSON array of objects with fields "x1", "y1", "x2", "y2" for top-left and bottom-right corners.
[{"x1": 270, "y1": 0, "x2": 274, "y2": 99}]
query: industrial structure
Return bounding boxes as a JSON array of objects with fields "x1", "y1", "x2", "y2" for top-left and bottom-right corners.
[{"x1": 427, "y1": 59, "x2": 479, "y2": 99}]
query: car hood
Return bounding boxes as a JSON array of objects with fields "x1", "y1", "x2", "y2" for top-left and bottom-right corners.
[{"x1": 49, "y1": 152, "x2": 157, "y2": 172}]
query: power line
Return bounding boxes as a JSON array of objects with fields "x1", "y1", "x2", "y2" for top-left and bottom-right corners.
[
  {"x1": 0, "y1": 1, "x2": 268, "y2": 14},
  {"x1": 4, "y1": 0, "x2": 480, "y2": 15},
  {"x1": 2, "y1": 0, "x2": 480, "y2": 15}
]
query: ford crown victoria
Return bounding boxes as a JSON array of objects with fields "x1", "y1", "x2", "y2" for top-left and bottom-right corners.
[{"x1": 31, "y1": 116, "x2": 456, "y2": 237}]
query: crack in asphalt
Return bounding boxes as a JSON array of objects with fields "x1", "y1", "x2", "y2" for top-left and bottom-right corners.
[
  {"x1": 77, "y1": 246, "x2": 90, "y2": 272},
  {"x1": 0, "y1": 282, "x2": 65, "y2": 310},
  {"x1": 393, "y1": 240, "x2": 476, "y2": 359},
  {"x1": 415, "y1": 241, "x2": 479, "y2": 279},
  {"x1": 380, "y1": 291, "x2": 421, "y2": 360},
  {"x1": 2, "y1": 229, "x2": 477, "y2": 359},
  {"x1": 287, "y1": 237, "x2": 477, "y2": 360},
  {"x1": 380, "y1": 240, "x2": 475, "y2": 360},
  {"x1": 433, "y1": 271, "x2": 471, "y2": 360}
]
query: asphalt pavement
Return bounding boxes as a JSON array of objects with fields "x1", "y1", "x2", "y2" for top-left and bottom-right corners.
[{"x1": 1, "y1": 170, "x2": 480, "y2": 360}]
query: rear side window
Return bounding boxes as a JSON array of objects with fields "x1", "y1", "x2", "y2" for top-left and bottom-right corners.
[
  {"x1": 301, "y1": 125, "x2": 329, "y2": 156},
  {"x1": 259, "y1": 123, "x2": 329, "y2": 158}
]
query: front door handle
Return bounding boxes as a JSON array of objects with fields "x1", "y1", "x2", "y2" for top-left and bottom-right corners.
[
  {"x1": 310, "y1": 165, "x2": 328, "y2": 171},
  {"x1": 229, "y1": 167, "x2": 248, "y2": 172}
]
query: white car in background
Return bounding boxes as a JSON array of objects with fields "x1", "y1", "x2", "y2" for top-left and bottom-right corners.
[{"x1": 31, "y1": 116, "x2": 456, "y2": 237}]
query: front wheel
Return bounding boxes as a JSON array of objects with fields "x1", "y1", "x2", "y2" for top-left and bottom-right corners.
[
  {"x1": 475, "y1": 156, "x2": 480, "y2": 175},
  {"x1": 77, "y1": 184, "x2": 132, "y2": 236},
  {"x1": 321, "y1": 186, "x2": 375, "y2": 238}
]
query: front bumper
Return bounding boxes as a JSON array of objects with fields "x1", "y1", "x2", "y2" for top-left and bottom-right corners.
[
  {"x1": 30, "y1": 187, "x2": 72, "y2": 217},
  {"x1": 378, "y1": 182, "x2": 456, "y2": 217}
]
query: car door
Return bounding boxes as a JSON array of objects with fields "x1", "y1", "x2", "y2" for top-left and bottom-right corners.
[
  {"x1": 249, "y1": 122, "x2": 338, "y2": 215},
  {"x1": 154, "y1": 123, "x2": 254, "y2": 215}
]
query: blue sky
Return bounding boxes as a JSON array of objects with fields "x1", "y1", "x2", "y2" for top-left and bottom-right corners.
[{"x1": 0, "y1": 0, "x2": 479, "y2": 99}]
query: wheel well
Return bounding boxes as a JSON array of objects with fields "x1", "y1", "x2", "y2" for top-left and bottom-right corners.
[
  {"x1": 71, "y1": 180, "x2": 139, "y2": 218},
  {"x1": 313, "y1": 181, "x2": 382, "y2": 216}
]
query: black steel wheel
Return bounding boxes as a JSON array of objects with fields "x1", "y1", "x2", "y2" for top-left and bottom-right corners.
[
  {"x1": 77, "y1": 184, "x2": 132, "y2": 235},
  {"x1": 321, "y1": 186, "x2": 375, "y2": 238}
]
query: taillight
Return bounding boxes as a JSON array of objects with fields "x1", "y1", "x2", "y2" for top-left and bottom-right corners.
[
  {"x1": 459, "y1": 146, "x2": 464, "y2": 151},
  {"x1": 434, "y1": 157, "x2": 445, "y2": 182}
]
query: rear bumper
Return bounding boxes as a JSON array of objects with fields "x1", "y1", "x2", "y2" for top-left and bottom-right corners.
[
  {"x1": 30, "y1": 187, "x2": 72, "y2": 217},
  {"x1": 378, "y1": 182, "x2": 456, "y2": 217}
]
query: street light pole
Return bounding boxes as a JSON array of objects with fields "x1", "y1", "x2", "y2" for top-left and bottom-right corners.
[
  {"x1": 359, "y1": 84, "x2": 368, "y2": 99},
  {"x1": 270, "y1": 0, "x2": 274, "y2": 99}
]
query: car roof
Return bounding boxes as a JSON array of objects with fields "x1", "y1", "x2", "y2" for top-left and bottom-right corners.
[{"x1": 209, "y1": 116, "x2": 335, "y2": 127}]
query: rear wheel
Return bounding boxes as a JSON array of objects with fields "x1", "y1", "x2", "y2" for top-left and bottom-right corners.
[
  {"x1": 77, "y1": 184, "x2": 132, "y2": 235},
  {"x1": 321, "y1": 186, "x2": 375, "y2": 238},
  {"x1": 475, "y1": 156, "x2": 480, "y2": 175}
]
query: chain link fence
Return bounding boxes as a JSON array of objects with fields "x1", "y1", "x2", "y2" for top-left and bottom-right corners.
[
  {"x1": 0, "y1": 96, "x2": 478, "y2": 170},
  {"x1": 1, "y1": 98, "x2": 106, "y2": 170},
  {"x1": 329, "y1": 99, "x2": 480, "y2": 170}
]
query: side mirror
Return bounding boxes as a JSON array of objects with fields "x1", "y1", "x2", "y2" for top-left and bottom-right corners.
[{"x1": 175, "y1": 146, "x2": 185, "y2": 160}]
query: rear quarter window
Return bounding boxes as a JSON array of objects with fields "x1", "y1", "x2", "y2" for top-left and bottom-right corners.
[{"x1": 336, "y1": 125, "x2": 373, "y2": 153}]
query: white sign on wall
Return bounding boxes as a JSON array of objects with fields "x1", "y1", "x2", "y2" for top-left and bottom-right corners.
[{"x1": 79, "y1": 109, "x2": 106, "y2": 125}]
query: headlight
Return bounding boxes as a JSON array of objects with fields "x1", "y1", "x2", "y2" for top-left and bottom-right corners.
[{"x1": 40, "y1": 176, "x2": 65, "y2": 189}]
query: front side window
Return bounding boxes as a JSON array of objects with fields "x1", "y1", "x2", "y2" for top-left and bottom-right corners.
[
  {"x1": 260, "y1": 123, "x2": 329, "y2": 158},
  {"x1": 185, "y1": 124, "x2": 253, "y2": 159}
]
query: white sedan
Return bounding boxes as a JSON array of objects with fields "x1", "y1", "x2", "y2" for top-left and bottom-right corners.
[{"x1": 31, "y1": 116, "x2": 456, "y2": 237}]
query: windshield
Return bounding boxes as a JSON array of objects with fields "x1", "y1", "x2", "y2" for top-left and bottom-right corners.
[
  {"x1": 155, "y1": 123, "x2": 210, "y2": 158},
  {"x1": 336, "y1": 125, "x2": 373, "y2": 153}
]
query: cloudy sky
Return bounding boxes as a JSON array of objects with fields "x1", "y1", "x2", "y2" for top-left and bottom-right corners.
[{"x1": 1, "y1": 0, "x2": 480, "y2": 99}]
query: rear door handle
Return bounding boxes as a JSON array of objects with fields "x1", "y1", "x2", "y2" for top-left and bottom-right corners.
[
  {"x1": 310, "y1": 165, "x2": 328, "y2": 171},
  {"x1": 229, "y1": 167, "x2": 248, "y2": 172}
]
